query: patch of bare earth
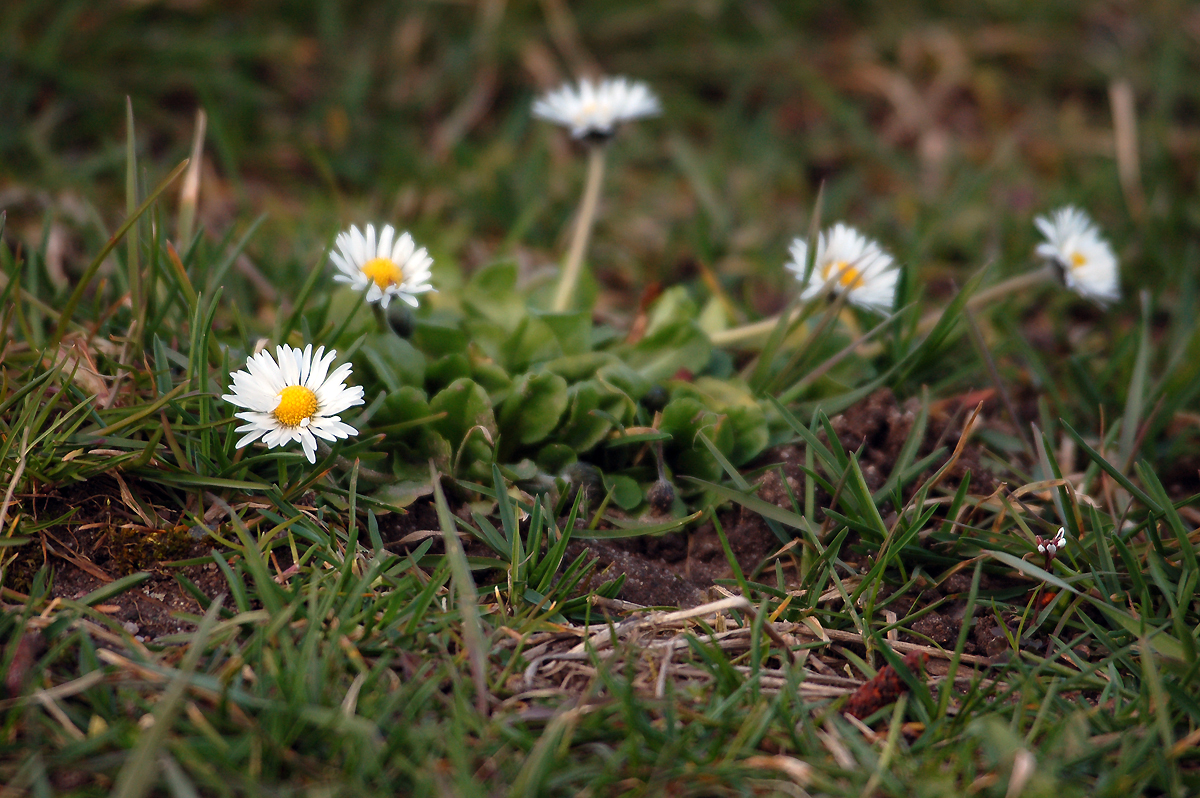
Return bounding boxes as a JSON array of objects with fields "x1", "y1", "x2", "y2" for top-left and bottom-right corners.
[
  {"x1": 7, "y1": 388, "x2": 1027, "y2": 668},
  {"x1": 572, "y1": 387, "x2": 997, "y2": 609},
  {"x1": 8, "y1": 479, "x2": 230, "y2": 639}
]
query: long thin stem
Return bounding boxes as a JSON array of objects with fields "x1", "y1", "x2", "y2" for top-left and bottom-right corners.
[
  {"x1": 371, "y1": 302, "x2": 390, "y2": 335},
  {"x1": 709, "y1": 308, "x2": 801, "y2": 347},
  {"x1": 914, "y1": 263, "x2": 1055, "y2": 335},
  {"x1": 324, "y1": 286, "x2": 369, "y2": 345},
  {"x1": 711, "y1": 263, "x2": 1058, "y2": 349},
  {"x1": 552, "y1": 144, "x2": 607, "y2": 313}
]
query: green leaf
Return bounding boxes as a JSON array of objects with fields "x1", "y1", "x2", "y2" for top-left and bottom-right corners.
[
  {"x1": 676, "y1": 377, "x2": 769, "y2": 465},
  {"x1": 503, "y1": 315, "x2": 564, "y2": 372},
  {"x1": 1061, "y1": 421, "x2": 1157, "y2": 509},
  {"x1": 603, "y1": 473, "x2": 643, "y2": 510},
  {"x1": 427, "y1": 353, "x2": 471, "y2": 389},
  {"x1": 1090, "y1": 601, "x2": 1188, "y2": 662},
  {"x1": 374, "y1": 386, "x2": 432, "y2": 426},
  {"x1": 985, "y1": 549, "x2": 1079, "y2": 594},
  {"x1": 151, "y1": 473, "x2": 267, "y2": 491},
  {"x1": 471, "y1": 360, "x2": 514, "y2": 395},
  {"x1": 545, "y1": 351, "x2": 614, "y2": 382},
  {"x1": 50, "y1": 158, "x2": 190, "y2": 350},
  {"x1": 1135, "y1": 461, "x2": 1199, "y2": 573},
  {"x1": 79, "y1": 572, "x2": 153, "y2": 607},
  {"x1": 536, "y1": 443, "x2": 577, "y2": 473},
  {"x1": 361, "y1": 333, "x2": 426, "y2": 391},
  {"x1": 394, "y1": 429, "x2": 452, "y2": 475},
  {"x1": 558, "y1": 380, "x2": 623, "y2": 452},
  {"x1": 596, "y1": 359, "x2": 652, "y2": 402},
  {"x1": 325, "y1": 287, "x2": 375, "y2": 345},
  {"x1": 685, "y1": 477, "x2": 814, "y2": 536},
  {"x1": 660, "y1": 396, "x2": 735, "y2": 479},
  {"x1": 499, "y1": 371, "x2": 569, "y2": 446},
  {"x1": 372, "y1": 479, "x2": 434, "y2": 509},
  {"x1": 462, "y1": 261, "x2": 526, "y2": 331},
  {"x1": 412, "y1": 319, "x2": 468, "y2": 358},
  {"x1": 892, "y1": 265, "x2": 990, "y2": 385},
  {"x1": 623, "y1": 319, "x2": 713, "y2": 382},
  {"x1": 430, "y1": 378, "x2": 497, "y2": 452},
  {"x1": 534, "y1": 309, "x2": 592, "y2": 356},
  {"x1": 620, "y1": 289, "x2": 713, "y2": 381},
  {"x1": 578, "y1": 510, "x2": 704, "y2": 539},
  {"x1": 1118, "y1": 292, "x2": 1152, "y2": 470}
]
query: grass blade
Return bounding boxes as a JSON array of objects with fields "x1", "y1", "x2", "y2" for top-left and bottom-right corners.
[
  {"x1": 111, "y1": 596, "x2": 224, "y2": 798},
  {"x1": 431, "y1": 461, "x2": 489, "y2": 716},
  {"x1": 49, "y1": 158, "x2": 189, "y2": 350}
]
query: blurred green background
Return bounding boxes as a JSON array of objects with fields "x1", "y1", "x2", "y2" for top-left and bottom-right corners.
[{"x1": 2, "y1": 0, "x2": 1198, "y2": 319}]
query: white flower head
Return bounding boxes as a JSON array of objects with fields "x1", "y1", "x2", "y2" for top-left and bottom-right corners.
[
  {"x1": 1037, "y1": 527, "x2": 1068, "y2": 558},
  {"x1": 1034, "y1": 206, "x2": 1120, "y2": 304},
  {"x1": 532, "y1": 76, "x2": 661, "y2": 140},
  {"x1": 223, "y1": 344, "x2": 365, "y2": 464},
  {"x1": 785, "y1": 223, "x2": 899, "y2": 315},
  {"x1": 330, "y1": 224, "x2": 435, "y2": 309}
]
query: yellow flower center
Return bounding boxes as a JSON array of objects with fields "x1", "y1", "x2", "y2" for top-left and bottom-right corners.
[
  {"x1": 1069, "y1": 251, "x2": 1087, "y2": 269},
  {"x1": 824, "y1": 261, "x2": 864, "y2": 289},
  {"x1": 360, "y1": 257, "x2": 404, "y2": 290},
  {"x1": 274, "y1": 385, "x2": 318, "y2": 427}
]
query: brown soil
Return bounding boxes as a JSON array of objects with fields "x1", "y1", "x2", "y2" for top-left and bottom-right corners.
[
  {"x1": 7, "y1": 388, "x2": 1010, "y2": 645},
  {"x1": 7, "y1": 479, "x2": 230, "y2": 641}
]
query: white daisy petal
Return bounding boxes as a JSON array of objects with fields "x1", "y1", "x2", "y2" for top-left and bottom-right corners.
[
  {"x1": 784, "y1": 222, "x2": 899, "y2": 315},
  {"x1": 299, "y1": 430, "x2": 317, "y2": 464},
  {"x1": 392, "y1": 232, "x2": 415, "y2": 265},
  {"x1": 349, "y1": 225, "x2": 367, "y2": 264},
  {"x1": 1033, "y1": 206, "x2": 1120, "y2": 304},
  {"x1": 310, "y1": 416, "x2": 357, "y2": 443},
  {"x1": 306, "y1": 347, "x2": 335, "y2": 391},
  {"x1": 329, "y1": 223, "x2": 436, "y2": 309},
  {"x1": 319, "y1": 385, "x2": 365, "y2": 417},
  {"x1": 378, "y1": 225, "x2": 394, "y2": 262},
  {"x1": 222, "y1": 343, "x2": 365, "y2": 462},
  {"x1": 234, "y1": 419, "x2": 272, "y2": 447},
  {"x1": 533, "y1": 76, "x2": 661, "y2": 140}
]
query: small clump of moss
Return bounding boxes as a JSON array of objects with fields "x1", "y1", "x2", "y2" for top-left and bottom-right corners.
[{"x1": 100, "y1": 525, "x2": 195, "y2": 574}]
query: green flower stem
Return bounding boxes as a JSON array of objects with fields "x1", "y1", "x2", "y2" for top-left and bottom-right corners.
[
  {"x1": 552, "y1": 143, "x2": 608, "y2": 313},
  {"x1": 325, "y1": 288, "x2": 369, "y2": 345},
  {"x1": 709, "y1": 308, "x2": 803, "y2": 348},
  {"x1": 372, "y1": 302, "x2": 390, "y2": 335},
  {"x1": 711, "y1": 264, "x2": 1057, "y2": 349},
  {"x1": 914, "y1": 263, "x2": 1056, "y2": 335}
]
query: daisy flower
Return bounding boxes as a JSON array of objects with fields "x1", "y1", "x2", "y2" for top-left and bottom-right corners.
[
  {"x1": 223, "y1": 344, "x2": 365, "y2": 464},
  {"x1": 1034, "y1": 206, "x2": 1120, "y2": 304},
  {"x1": 330, "y1": 224, "x2": 434, "y2": 309},
  {"x1": 786, "y1": 223, "x2": 899, "y2": 315},
  {"x1": 533, "y1": 76, "x2": 660, "y2": 140}
]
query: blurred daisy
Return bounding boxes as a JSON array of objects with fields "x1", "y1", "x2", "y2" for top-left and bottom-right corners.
[
  {"x1": 223, "y1": 344, "x2": 365, "y2": 464},
  {"x1": 331, "y1": 224, "x2": 434, "y2": 309},
  {"x1": 1034, "y1": 206, "x2": 1120, "y2": 304},
  {"x1": 533, "y1": 76, "x2": 660, "y2": 140},
  {"x1": 786, "y1": 223, "x2": 899, "y2": 315}
]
